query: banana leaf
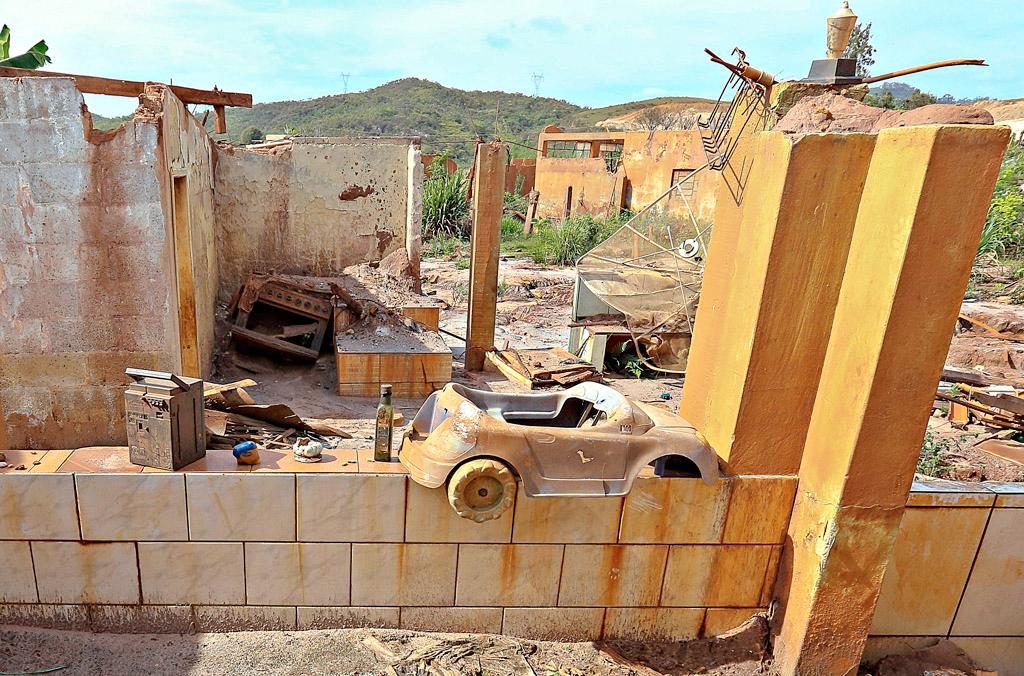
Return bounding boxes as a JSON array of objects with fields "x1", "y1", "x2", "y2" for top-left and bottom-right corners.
[{"x1": 0, "y1": 25, "x2": 51, "y2": 70}]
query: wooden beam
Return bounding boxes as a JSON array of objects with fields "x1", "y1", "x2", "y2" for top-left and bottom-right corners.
[
  {"x1": 213, "y1": 105, "x2": 227, "y2": 134},
  {"x1": 0, "y1": 66, "x2": 252, "y2": 108},
  {"x1": 465, "y1": 142, "x2": 507, "y2": 371}
]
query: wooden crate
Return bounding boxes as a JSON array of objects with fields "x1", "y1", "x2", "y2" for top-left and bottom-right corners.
[
  {"x1": 401, "y1": 305, "x2": 441, "y2": 332},
  {"x1": 336, "y1": 350, "x2": 452, "y2": 398}
]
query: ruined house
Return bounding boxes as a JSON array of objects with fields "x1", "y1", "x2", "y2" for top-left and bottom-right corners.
[{"x1": 0, "y1": 75, "x2": 422, "y2": 449}]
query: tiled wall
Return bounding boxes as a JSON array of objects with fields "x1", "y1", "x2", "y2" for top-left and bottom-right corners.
[
  {"x1": 867, "y1": 480, "x2": 1024, "y2": 675},
  {"x1": 0, "y1": 472, "x2": 796, "y2": 639}
]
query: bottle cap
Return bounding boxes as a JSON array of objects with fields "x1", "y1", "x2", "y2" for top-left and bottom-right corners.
[{"x1": 381, "y1": 384, "x2": 393, "y2": 394}]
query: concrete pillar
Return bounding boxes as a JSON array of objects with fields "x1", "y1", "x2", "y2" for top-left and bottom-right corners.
[
  {"x1": 680, "y1": 131, "x2": 876, "y2": 475},
  {"x1": 465, "y1": 142, "x2": 506, "y2": 371},
  {"x1": 405, "y1": 142, "x2": 424, "y2": 293},
  {"x1": 772, "y1": 125, "x2": 1009, "y2": 674}
]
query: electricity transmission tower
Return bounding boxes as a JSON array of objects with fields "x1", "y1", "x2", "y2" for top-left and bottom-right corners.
[
  {"x1": 341, "y1": 73, "x2": 351, "y2": 95},
  {"x1": 531, "y1": 72, "x2": 544, "y2": 97}
]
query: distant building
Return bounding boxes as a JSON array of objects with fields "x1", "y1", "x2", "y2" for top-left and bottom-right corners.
[{"x1": 534, "y1": 125, "x2": 717, "y2": 222}]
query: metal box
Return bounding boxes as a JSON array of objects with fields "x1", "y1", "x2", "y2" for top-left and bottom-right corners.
[{"x1": 124, "y1": 368, "x2": 206, "y2": 470}]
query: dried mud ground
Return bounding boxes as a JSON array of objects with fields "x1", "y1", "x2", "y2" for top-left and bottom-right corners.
[{"x1": 0, "y1": 620, "x2": 770, "y2": 675}]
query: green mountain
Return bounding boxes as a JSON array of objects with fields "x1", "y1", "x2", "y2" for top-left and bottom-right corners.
[{"x1": 93, "y1": 78, "x2": 715, "y2": 164}]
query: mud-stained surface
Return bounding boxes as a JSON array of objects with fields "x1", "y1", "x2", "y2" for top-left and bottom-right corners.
[{"x1": 0, "y1": 618, "x2": 770, "y2": 675}]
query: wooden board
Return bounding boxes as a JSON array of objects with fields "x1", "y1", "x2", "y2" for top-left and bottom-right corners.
[
  {"x1": 977, "y1": 438, "x2": 1024, "y2": 466},
  {"x1": 401, "y1": 306, "x2": 441, "y2": 331},
  {"x1": 231, "y1": 326, "x2": 319, "y2": 361}
]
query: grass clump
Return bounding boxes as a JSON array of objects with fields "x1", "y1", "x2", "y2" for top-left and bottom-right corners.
[
  {"x1": 423, "y1": 153, "x2": 470, "y2": 240},
  {"x1": 916, "y1": 429, "x2": 953, "y2": 477}
]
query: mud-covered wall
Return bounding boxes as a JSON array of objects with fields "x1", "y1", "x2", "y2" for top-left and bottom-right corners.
[
  {"x1": 0, "y1": 77, "x2": 180, "y2": 449},
  {"x1": 214, "y1": 137, "x2": 422, "y2": 297}
]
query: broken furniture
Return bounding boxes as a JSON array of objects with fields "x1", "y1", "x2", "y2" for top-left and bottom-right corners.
[
  {"x1": 399, "y1": 382, "x2": 719, "y2": 521},
  {"x1": 230, "y1": 276, "x2": 333, "y2": 361},
  {"x1": 125, "y1": 368, "x2": 205, "y2": 470},
  {"x1": 484, "y1": 346, "x2": 599, "y2": 388}
]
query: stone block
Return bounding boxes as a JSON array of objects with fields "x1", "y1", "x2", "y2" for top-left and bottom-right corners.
[
  {"x1": 661, "y1": 545, "x2": 774, "y2": 607},
  {"x1": 76, "y1": 474, "x2": 187, "y2": 541},
  {"x1": 952, "y1": 508, "x2": 1024, "y2": 635},
  {"x1": 297, "y1": 606, "x2": 400, "y2": 630},
  {"x1": 455, "y1": 544, "x2": 562, "y2": 607},
  {"x1": 502, "y1": 607, "x2": 605, "y2": 641},
  {"x1": 351, "y1": 543, "x2": 457, "y2": 606},
  {"x1": 139, "y1": 542, "x2": 244, "y2": 605},
  {"x1": 400, "y1": 607, "x2": 503, "y2": 634},
  {"x1": 721, "y1": 476, "x2": 798, "y2": 544},
  {"x1": 245, "y1": 543, "x2": 350, "y2": 606},
  {"x1": 619, "y1": 477, "x2": 729, "y2": 544},
  {"x1": 87, "y1": 605, "x2": 193, "y2": 633},
  {"x1": 297, "y1": 474, "x2": 406, "y2": 542},
  {"x1": 558, "y1": 545, "x2": 669, "y2": 607},
  {"x1": 907, "y1": 480, "x2": 996, "y2": 508},
  {"x1": 0, "y1": 603, "x2": 89, "y2": 630},
  {"x1": 186, "y1": 473, "x2": 295, "y2": 541},
  {"x1": 0, "y1": 541, "x2": 38, "y2": 602},
  {"x1": 194, "y1": 605, "x2": 296, "y2": 632},
  {"x1": 33, "y1": 541, "x2": 139, "y2": 605},
  {"x1": 405, "y1": 480, "x2": 512, "y2": 543},
  {"x1": 0, "y1": 474, "x2": 80, "y2": 539},
  {"x1": 511, "y1": 485, "x2": 622, "y2": 544},
  {"x1": 871, "y1": 507, "x2": 989, "y2": 635},
  {"x1": 603, "y1": 608, "x2": 704, "y2": 641}
]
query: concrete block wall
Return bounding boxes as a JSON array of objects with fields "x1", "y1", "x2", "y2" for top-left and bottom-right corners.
[
  {"x1": 0, "y1": 77, "x2": 180, "y2": 449},
  {"x1": 866, "y1": 480, "x2": 1024, "y2": 674},
  {"x1": 0, "y1": 472, "x2": 796, "y2": 638}
]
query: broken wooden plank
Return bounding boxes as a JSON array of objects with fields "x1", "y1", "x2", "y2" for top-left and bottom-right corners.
[
  {"x1": 0, "y1": 65, "x2": 252, "y2": 107},
  {"x1": 958, "y1": 312, "x2": 1023, "y2": 341},
  {"x1": 977, "y1": 438, "x2": 1024, "y2": 466},
  {"x1": 484, "y1": 351, "x2": 535, "y2": 388},
  {"x1": 941, "y1": 365, "x2": 1002, "y2": 387},
  {"x1": 204, "y1": 380, "x2": 258, "y2": 397}
]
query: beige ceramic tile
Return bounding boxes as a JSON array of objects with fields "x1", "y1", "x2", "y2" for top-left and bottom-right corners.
[
  {"x1": 351, "y1": 543, "x2": 457, "y2": 606},
  {"x1": 400, "y1": 607, "x2": 503, "y2": 634},
  {"x1": 871, "y1": 507, "x2": 989, "y2": 635},
  {"x1": 297, "y1": 606, "x2": 400, "y2": 630},
  {"x1": 88, "y1": 605, "x2": 193, "y2": 633},
  {"x1": 180, "y1": 450, "x2": 252, "y2": 472},
  {"x1": 661, "y1": 545, "x2": 773, "y2": 607},
  {"x1": 186, "y1": 473, "x2": 296, "y2": 541},
  {"x1": 619, "y1": 477, "x2": 729, "y2": 544},
  {"x1": 0, "y1": 450, "x2": 47, "y2": 473},
  {"x1": 512, "y1": 484, "x2": 623, "y2": 544},
  {"x1": 0, "y1": 604, "x2": 90, "y2": 630},
  {"x1": 603, "y1": 608, "x2": 704, "y2": 641},
  {"x1": 76, "y1": 473, "x2": 187, "y2": 541},
  {"x1": 33, "y1": 541, "x2": 139, "y2": 605},
  {"x1": 405, "y1": 480, "x2": 512, "y2": 543},
  {"x1": 0, "y1": 541, "x2": 38, "y2": 602},
  {"x1": 456, "y1": 544, "x2": 562, "y2": 607},
  {"x1": 246, "y1": 543, "x2": 350, "y2": 606},
  {"x1": 703, "y1": 608, "x2": 764, "y2": 637},
  {"x1": 139, "y1": 542, "x2": 244, "y2": 605},
  {"x1": 30, "y1": 450, "x2": 72, "y2": 473},
  {"x1": 952, "y1": 508, "x2": 1024, "y2": 635},
  {"x1": 253, "y1": 449, "x2": 358, "y2": 473},
  {"x1": 558, "y1": 545, "x2": 669, "y2": 607},
  {"x1": 502, "y1": 607, "x2": 605, "y2": 641},
  {"x1": 721, "y1": 476, "x2": 798, "y2": 544},
  {"x1": 356, "y1": 448, "x2": 410, "y2": 474},
  {"x1": 981, "y1": 482, "x2": 1024, "y2": 508},
  {"x1": 860, "y1": 637, "x2": 942, "y2": 665},
  {"x1": 57, "y1": 447, "x2": 141, "y2": 473},
  {"x1": 194, "y1": 605, "x2": 296, "y2": 631},
  {"x1": 907, "y1": 480, "x2": 995, "y2": 508},
  {"x1": 0, "y1": 473, "x2": 80, "y2": 539},
  {"x1": 954, "y1": 637, "x2": 1024, "y2": 676},
  {"x1": 297, "y1": 474, "x2": 406, "y2": 542}
]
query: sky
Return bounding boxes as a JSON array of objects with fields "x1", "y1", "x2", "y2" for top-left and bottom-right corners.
[{"x1": 5, "y1": 0, "x2": 1022, "y2": 117}]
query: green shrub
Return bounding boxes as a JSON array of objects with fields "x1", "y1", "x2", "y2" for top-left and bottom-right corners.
[
  {"x1": 532, "y1": 215, "x2": 619, "y2": 266},
  {"x1": 239, "y1": 126, "x2": 264, "y2": 144},
  {"x1": 501, "y1": 215, "x2": 524, "y2": 240},
  {"x1": 981, "y1": 144, "x2": 1024, "y2": 257},
  {"x1": 424, "y1": 233, "x2": 466, "y2": 259},
  {"x1": 423, "y1": 170, "x2": 470, "y2": 239},
  {"x1": 917, "y1": 429, "x2": 953, "y2": 477}
]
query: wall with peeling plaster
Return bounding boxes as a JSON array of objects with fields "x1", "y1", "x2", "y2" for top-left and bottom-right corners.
[
  {"x1": 213, "y1": 137, "x2": 422, "y2": 297},
  {"x1": 0, "y1": 77, "x2": 181, "y2": 449}
]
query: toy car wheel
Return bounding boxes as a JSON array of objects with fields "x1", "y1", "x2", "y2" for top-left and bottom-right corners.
[{"x1": 447, "y1": 458, "x2": 516, "y2": 522}]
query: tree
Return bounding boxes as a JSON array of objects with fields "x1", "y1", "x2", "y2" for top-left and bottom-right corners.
[
  {"x1": 239, "y1": 126, "x2": 264, "y2": 144},
  {"x1": 842, "y1": 22, "x2": 875, "y2": 77},
  {"x1": 0, "y1": 25, "x2": 50, "y2": 69},
  {"x1": 902, "y1": 89, "x2": 938, "y2": 110}
]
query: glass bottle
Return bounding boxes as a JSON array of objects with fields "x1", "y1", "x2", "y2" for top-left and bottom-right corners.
[{"x1": 374, "y1": 384, "x2": 394, "y2": 462}]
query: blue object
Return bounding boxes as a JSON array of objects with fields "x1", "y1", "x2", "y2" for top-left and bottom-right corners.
[
  {"x1": 233, "y1": 440, "x2": 258, "y2": 458},
  {"x1": 659, "y1": 393, "x2": 672, "y2": 400}
]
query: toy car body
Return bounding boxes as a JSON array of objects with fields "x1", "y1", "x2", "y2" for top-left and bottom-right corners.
[{"x1": 398, "y1": 382, "x2": 719, "y2": 519}]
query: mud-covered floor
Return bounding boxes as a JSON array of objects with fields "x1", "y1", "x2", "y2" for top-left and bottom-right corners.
[{"x1": 0, "y1": 620, "x2": 770, "y2": 676}]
